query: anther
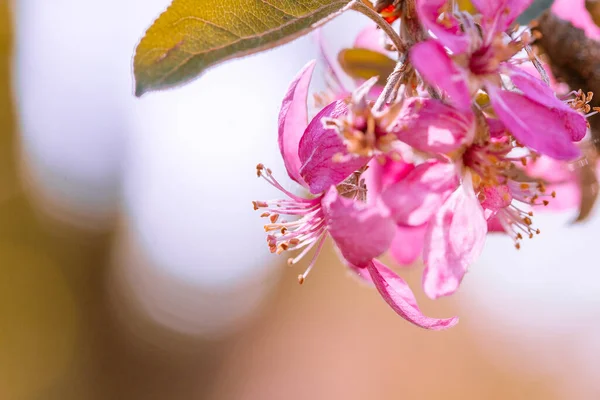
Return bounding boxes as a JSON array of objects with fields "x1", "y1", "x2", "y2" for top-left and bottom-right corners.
[
  {"x1": 269, "y1": 214, "x2": 280, "y2": 223},
  {"x1": 297, "y1": 275, "x2": 305, "y2": 285},
  {"x1": 252, "y1": 201, "x2": 268, "y2": 210},
  {"x1": 256, "y1": 163, "x2": 264, "y2": 177}
]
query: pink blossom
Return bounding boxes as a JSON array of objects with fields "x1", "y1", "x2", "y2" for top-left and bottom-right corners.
[
  {"x1": 254, "y1": 61, "x2": 458, "y2": 330},
  {"x1": 411, "y1": 0, "x2": 587, "y2": 160}
]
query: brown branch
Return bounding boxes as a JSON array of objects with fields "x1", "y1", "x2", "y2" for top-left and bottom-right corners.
[{"x1": 533, "y1": 10, "x2": 600, "y2": 152}]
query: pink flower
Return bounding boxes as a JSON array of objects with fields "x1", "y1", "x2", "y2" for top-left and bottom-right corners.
[
  {"x1": 377, "y1": 102, "x2": 566, "y2": 298},
  {"x1": 410, "y1": 0, "x2": 587, "y2": 160},
  {"x1": 254, "y1": 61, "x2": 458, "y2": 330}
]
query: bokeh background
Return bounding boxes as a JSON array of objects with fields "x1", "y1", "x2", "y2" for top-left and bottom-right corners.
[{"x1": 1, "y1": 0, "x2": 600, "y2": 399}]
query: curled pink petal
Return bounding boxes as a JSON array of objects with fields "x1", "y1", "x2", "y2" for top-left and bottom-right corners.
[
  {"x1": 382, "y1": 160, "x2": 459, "y2": 226},
  {"x1": 298, "y1": 101, "x2": 370, "y2": 193},
  {"x1": 393, "y1": 97, "x2": 474, "y2": 152},
  {"x1": 423, "y1": 175, "x2": 487, "y2": 299},
  {"x1": 488, "y1": 86, "x2": 581, "y2": 160},
  {"x1": 389, "y1": 224, "x2": 427, "y2": 266},
  {"x1": 322, "y1": 187, "x2": 395, "y2": 267},
  {"x1": 410, "y1": 41, "x2": 472, "y2": 110},
  {"x1": 367, "y1": 260, "x2": 459, "y2": 330},
  {"x1": 508, "y1": 67, "x2": 587, "y2": 141},
  {"x1": 416, "y1": 0, "x2": 469, "y2": 53},
  {"x1": 278, "y1": 60, "x2": 316, "y2": 186}
]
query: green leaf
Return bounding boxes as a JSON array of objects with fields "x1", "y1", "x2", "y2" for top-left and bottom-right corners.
[
  {"x1": 338, "y1": 48, "x2": 396, "y2": 86},
  {"x1": 134, "y1": 0, "x2": 353, "y2": 96}
]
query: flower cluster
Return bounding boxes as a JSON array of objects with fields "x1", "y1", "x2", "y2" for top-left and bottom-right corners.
[{"x1": 253, "y1": 0, "x2": 596, "y2": 330}]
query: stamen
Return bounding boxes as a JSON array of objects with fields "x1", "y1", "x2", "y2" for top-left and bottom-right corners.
[{"x1": 297, "y1": 234, "x2": 327, "y2": 285}]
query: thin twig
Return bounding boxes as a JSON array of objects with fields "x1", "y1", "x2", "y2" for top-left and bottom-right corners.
[
  {"x1": 373, "y1": 57, "x2": 405, "y2": 111},
  {"x1": 350, "y1": 0, "x2": 406, "y2": 54}
]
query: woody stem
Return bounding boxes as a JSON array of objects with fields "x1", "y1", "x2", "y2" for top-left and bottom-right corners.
[
  {"x1": 349, "y1": 0, "x2": 406, "y2": 54},
  {"x1": 373, "y1": 58, "x2": 405, "y2": 111}
]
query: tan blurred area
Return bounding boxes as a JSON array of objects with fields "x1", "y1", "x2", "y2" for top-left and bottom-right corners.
[{"x1": 0, "y1": 2, "x2": 595, "y2": 400}]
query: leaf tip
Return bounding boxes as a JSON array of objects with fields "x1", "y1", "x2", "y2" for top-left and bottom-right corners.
[{"x1": 134, "y1": 79, "x2": 148, "y2": 97}]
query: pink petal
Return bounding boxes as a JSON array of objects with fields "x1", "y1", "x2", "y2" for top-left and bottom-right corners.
[
  {"x1": 298, "y1": 100, "x2": 370, "y2": 194},
  {"x1": 508, "y1": 67, "x2": 587, "y2": 141},
  {"x1": 410, "y1": 41, "x2": 472, "y2": 111},
  {"x1": 487, "y1": 117, "x2": 507, "y2": 138},
  {"x1": 472, "y1": 0, "x2": 533, "y2": 32},
  {"x1": 364, "y1": 157, "x2": 415, "y2": 203},
  {"x1": 322, "y1": 187, "x2": 395, "y2": 267},
  {"x1": 480, "y1": 184, "x2": 512, "y2": 211},
  {"x1": 278, "y1": 60, "x2": 316, "y2": 186},
  {"x1": 488, "y1": 87, "x2": 581, "y2": 160},
  {"x1": 416, "y1": 0, "x2": 469, "y2": 53},
  {"x1": 487, "y1": 215, "x2": 506, "y2": 233},
  {"x1": 526, "y1": 156, "x2": 583, "y2": 211},
  {"x1": 354, "y1": 24, "x2": 386, "y2": 53},
  {"x1": 366, "y1": 260, "x2": 459, "y2": 330},
  {"x1": 526, "y1": 155, "x2": 574, "y2": 183},
  {"x1": 544, "y1": 182, "x2": 582, "y2": 211},
  {"x1": 389, "y1": 224, "x2": 427, "y2": 266},
  {"x1": 423, "y1": 175, "x2": 487, "y2": 299},
  {"x1": 393, "y1": 97, "x2": 474, "y2": 152},
  {"x1": 552, "y1": 0, "x2": 600, "y2": 40},
  {"x1": 382, "y1": 160, "x2": 459, "y2": 226}
]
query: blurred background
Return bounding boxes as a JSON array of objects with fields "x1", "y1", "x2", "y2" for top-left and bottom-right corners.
[{"x1": 1, "y1": 0, "x2": 600, "y2": 399}]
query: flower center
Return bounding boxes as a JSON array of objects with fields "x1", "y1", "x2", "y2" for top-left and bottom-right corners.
[
  {"x1": 468, "y1": 44, "x2": 499, "y2": 76},
  {"x1": 464, "y1": 137, "x2": 555, "y2": 249},
  {"x1": 326, "y1": 109, "x2": 396, "y2": 158}
]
